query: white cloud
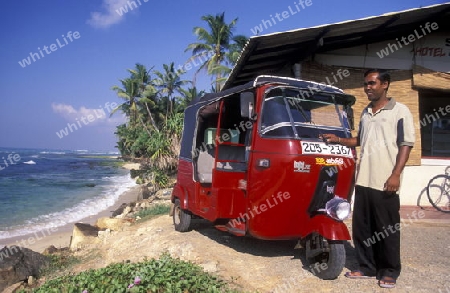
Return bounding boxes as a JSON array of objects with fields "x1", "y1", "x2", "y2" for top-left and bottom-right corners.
[
  {"x1": 51, "y1": 103, "x2": 77, "y2": 116},
  {"x1": 51, "y1": 103, "x2": 125, "y2": 125},
  {"x1": 86, "y1": 0, "x2": 130, "y2": 29}
]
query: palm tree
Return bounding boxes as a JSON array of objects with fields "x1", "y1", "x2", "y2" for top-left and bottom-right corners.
[
  {"x1": 110, "y1": 78, "x2": 138, "y2": 123},
  {"x1": 212, "y1": 34, "x2": 249, "y2": 85},
  {"x1": 185, "y1": 12, "x2": 248, "y2": 91},
  {"x1": 114, "y1": 124, "x2": 132, "y2": 156},
  {"x1": 111, "y1": 76, "x2": 153, "y2": 138},
  {"x1": 178, "y1": 86, "x2": 205, "y2": 112},
  {"x1": 154, "y1": 62, "x2": 191, "y2": 117},
  {"x1": 128, "y1": 64, "x2": 160, "y2": 132},
  {"x1": 226, "y1": 35, "x2": 248, "y2": 65}
]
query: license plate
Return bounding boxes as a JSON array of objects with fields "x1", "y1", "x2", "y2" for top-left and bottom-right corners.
[{"x1": 301, "y1": 142, "x2": 353, "y2": 157}]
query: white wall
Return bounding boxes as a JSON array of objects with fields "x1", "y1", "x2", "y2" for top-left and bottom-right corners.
[{"x1": 400, "y1": 163, "x2": 450, "y2": 207}]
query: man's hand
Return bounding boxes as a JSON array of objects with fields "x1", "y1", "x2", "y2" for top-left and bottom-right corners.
[
  {"x1": 320, "y1": 134, "x2": 339, "y2": 144},
  {"x1": 384, "y1": 173, "x2": 401, "y2": 193},
  {"x1": 384, "y1": 145, "x2": 413, "y2": 194}
]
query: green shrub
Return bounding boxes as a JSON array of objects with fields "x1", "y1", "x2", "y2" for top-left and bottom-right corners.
[
  {"x1": 40, "y1": 252, "x2": 80, "y2": 277},
  {"x1": 24, "y1": 253, "x2": 238, "y2": 292},
  {"x1": 134, "y1": 204, "x2": 171, "y2": 221}
]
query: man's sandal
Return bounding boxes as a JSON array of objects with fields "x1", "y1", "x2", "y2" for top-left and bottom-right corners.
[
  {"x1": 344, "y1": 270, "x2": 376, "y2": 279},
  {"x1": 379, "y1": 276, "x2": 396, "y2": 288}
]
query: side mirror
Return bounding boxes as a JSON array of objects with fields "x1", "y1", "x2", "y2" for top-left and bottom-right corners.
[{"x1": 240, "y1": 92, "x2": 255, "y2": 119}]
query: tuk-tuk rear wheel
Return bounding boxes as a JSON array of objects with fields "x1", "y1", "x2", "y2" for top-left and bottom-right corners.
[
  {"x1": 173, "y1": 199, "x2": 192, "y2": 232},
  {"x1": 306, "y1": 236, "x2": 345, "y2": 280}
]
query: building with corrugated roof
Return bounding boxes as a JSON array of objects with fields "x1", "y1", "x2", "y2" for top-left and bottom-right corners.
[{"x1": 225, "y1": 3, "x2": 450, "y2": 165}]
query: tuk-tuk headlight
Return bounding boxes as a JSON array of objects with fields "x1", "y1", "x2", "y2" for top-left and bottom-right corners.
[{"x1": 325, "y1": 197, "x2": 351, "y2": 221}]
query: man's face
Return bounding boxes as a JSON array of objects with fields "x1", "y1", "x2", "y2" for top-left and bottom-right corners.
[{"x1": 363, "y1": 72, "x2": 388, "y2": 102}]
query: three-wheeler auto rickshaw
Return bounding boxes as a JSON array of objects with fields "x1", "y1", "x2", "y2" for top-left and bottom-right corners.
[{"x1": 171, "y1": 75, "x2": 356, "y2": 279}]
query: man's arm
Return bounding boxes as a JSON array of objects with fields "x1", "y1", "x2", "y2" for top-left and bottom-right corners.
[
  {"x1": 321, "y1": 134, "x2": 359, "y2": 147},
  {"x1": 338, "y1": 136, "x2": 359, "y2": 147},
  {"x1": 384, "y1": 145, "x2": 413, "y2": 193}
]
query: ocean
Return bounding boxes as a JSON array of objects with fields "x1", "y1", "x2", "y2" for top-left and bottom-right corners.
[{"x1": 0, "y1": 147, "x2": 136, "y2": 242}]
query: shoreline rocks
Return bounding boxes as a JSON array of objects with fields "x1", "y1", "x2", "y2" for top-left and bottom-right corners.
[
  {"x1": 0, "y1": 246, "x2": 49, "y2": 292},
  {"x1": 68, "y1": 187, "x2": 173, "y2": 251}
]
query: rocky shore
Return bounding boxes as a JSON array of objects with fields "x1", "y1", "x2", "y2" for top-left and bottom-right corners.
[
  {"x1": 1, "y1": 182, "x2": 174, "y2": 292},
  {"x1": 0, "y1": 163, "x2": 175, "y2": 292}
]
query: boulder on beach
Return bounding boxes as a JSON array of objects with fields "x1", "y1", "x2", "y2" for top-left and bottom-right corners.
[
  {"x1": 95, "y1": 217, "x2": 132, "y2": 231},
  {"x1": 111, "y1": 203, "x2": 129, "y2": 217},
  {"x1": 141, "y1": 185, "x2": 152, "y2": 200},
  {"x1": 0, "y1": 246, "x2": 49, "y2": 292},
  {"x1": 154, "y1": 188, "x2": 173, "y2": 200},
  {"x1": 69, "y1": 223, "x2": 100, "y2": 251},
  {"x1": 42, "y1": 245, "x2": 68, "y2": 255}
]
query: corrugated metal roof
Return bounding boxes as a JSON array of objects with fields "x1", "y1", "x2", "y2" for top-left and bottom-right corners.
[{"x1": 223, "y1": 3, "x2": 450, "y2": 90}]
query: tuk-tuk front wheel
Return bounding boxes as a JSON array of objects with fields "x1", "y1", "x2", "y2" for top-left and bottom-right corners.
[
  {"x1": 305, "y1": 234, "x2": 345, "y2": 280},
  {"x1": 173, "y1": 199, "x2": 192, "y2": 232}
]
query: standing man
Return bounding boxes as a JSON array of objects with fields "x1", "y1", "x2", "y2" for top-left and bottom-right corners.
[{"x1": 322, "y1": 69, "x2": 414, "y2": 289}]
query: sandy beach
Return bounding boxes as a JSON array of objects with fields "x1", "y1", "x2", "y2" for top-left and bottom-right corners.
[
  {"x1": 3, "y1": 170, "x2": 142, "y2": 254},
  {"x1": 122, "y1": 162, "x2": 140, "y2": 170}
]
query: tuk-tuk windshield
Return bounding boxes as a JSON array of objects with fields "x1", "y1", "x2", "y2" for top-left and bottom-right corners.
[{"x1": 260, "y1": 87, "x2": 352, "y2": 139}]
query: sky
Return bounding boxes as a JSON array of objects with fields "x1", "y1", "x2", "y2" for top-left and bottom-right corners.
[{"x1": 0, "y1": 0, "x2": 446, "y2": 152}]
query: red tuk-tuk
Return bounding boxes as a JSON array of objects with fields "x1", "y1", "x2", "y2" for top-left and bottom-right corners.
[{"x1": 171, "y1": 75, "x2": 356, "y2": 279}]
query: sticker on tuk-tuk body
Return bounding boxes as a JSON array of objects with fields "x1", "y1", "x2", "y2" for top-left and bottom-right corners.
[
  {"x1": 301, "y1": 142, "x2": 352, "y2": 158},
  {"x1": 293, "y1": 160, "x2": 311, "y2": 173},
  {"x1": 315, "y1": 157, "x2": 344, "y2": 166}
]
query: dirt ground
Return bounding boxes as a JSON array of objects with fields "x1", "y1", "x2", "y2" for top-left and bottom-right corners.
[{"x1": 67, "y1": 212, "x2": 450, "y2": 293}]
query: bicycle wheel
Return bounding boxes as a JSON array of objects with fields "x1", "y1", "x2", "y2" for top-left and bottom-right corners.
[{"x1": 427, "y1": 174, "x2": 450, "y2": 213}]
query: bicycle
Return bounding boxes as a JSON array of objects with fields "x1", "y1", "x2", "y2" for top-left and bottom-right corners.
[{"x1": 426, "y1": 166, "x2": 450, "y2": 213}]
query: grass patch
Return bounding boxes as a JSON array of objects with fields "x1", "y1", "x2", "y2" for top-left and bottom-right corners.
[
  {"x1": 98, "y1": 159, "x2": 126, "y2": 168},
  {"x1": 39, "y1": 251, "x2": 81, "y2": 278},
  {"x1": 79, "y1": 155, "x2": 125, "y2": 168},
  {"x1": 21, "y1": 253, "x2": 239, "y2": 292},
  {"x1": 134, "y1": 204, "x2": 171, "y2": 221}
]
